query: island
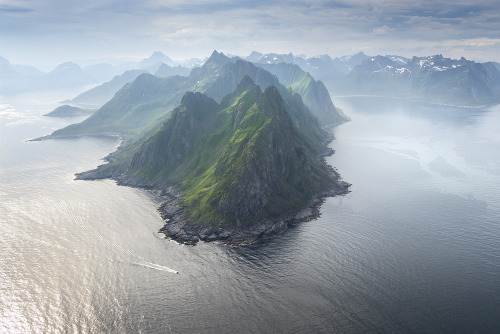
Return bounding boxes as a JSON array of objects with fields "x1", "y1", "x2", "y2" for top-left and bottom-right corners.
[{"x1": 44, "y1": 51, "x2": 350, "y2": 245}]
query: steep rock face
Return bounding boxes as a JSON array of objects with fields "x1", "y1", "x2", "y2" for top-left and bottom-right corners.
[
  {"x1": 189, "y1": 56, "x2": 335, "y2": 154},
  {"x1": 208, "y1": 86, "x2": 335, "y2": 226},
  {"x1": 128, "y1": 92, "x2": 220, "y2": 182},
  {"x1": 78, "y1": 77, "x2": 347, "y2": 243}
]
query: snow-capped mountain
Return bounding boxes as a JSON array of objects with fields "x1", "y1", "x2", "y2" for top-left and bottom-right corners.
[{"x1": 337, "y1": 54, "x2": 500, "y2": 106}]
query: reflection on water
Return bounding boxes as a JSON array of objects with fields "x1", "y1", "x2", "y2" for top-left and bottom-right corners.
[{"x1": 1, "y1": 92, "x2": 499, "y2": 333}]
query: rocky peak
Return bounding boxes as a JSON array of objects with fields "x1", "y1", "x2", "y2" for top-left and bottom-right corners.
[
  {"x1": 206, "y1": 50, "x2": 230, "y2": 66},
  {"x1": 258, "y1": 86, "x2": 289, "y2": 123},
  {"x1": 180, "y1": 91, "x2": 218, "y2": 112},
  {"x1": 237, "y1": 74, "x2": 257, "y2": 91}
]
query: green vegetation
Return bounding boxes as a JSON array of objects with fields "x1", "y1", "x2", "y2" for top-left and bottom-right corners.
[
  {"x1": 49, "y1": 50, "x2": 347, "y2": 141},
  {"x1": 83, "y1": 76, "x2": 339, "y2": 230}
]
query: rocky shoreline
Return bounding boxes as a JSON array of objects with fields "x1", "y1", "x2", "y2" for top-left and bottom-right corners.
[
  {"x1": 78, "y1": 166, "x2": 350, "y2": 246},
  {"x1": 156, "y1": 182, "x2": 350, "y2": 245},
  {"x1": 74, "y1": 133, "x2": 350, "y2": 246}
]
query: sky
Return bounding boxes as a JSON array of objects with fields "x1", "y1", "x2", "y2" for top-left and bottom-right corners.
[{"x1": 1, "y1": 0, "x2": 500, "y2": 70}]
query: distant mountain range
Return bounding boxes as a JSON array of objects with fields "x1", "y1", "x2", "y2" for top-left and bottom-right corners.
[
  {"x1": 245, "y1": 52, "x2": 500, "y2": 106},
  {"x1": 0, "y1": 56, "x2": 96, "y2": 94},
  {"x1": 337, "y1": 54, "x2": 500, "y2": 105},
  {"x1": 0, "y1": 52, "x2": 202, "y2": 95},
  {"x1": 245, "y1": 51, "x2": 369, "y2": 89},
  {"x1": 4, "y1": 50, "x2": 499, "y2": 106}
]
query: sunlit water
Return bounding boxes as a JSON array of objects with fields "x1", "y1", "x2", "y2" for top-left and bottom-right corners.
[{"x1": 1, "y1": 91, "x2": 499, "y2": 333}]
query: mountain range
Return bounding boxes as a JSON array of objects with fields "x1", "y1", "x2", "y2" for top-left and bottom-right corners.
[
  {"x1": 245, "y1": 51, "x2": 369, "y2": 89},
  {"x1": 0, "y1": 52, "x2": 201, "y2": 95},
  {"x1": 0, "y1": 56, "x2": 96, "y2": 94},
  {"x1": 76, "y1": 75, "x2": 349, "y2": 244},
  {"x1": 246, "y1": 51, "x2": 500, "y2": 106},
  {"x1": 33, "y1": 50, "x2": 348, "y2": 244},
  {"x1": 5, "y1": 50, "x2": 499, "y2": 106},
  {"x1": 28, "y1": 49, "x2": 500, "y2": 243},
  {"x1": 337, "y1": 54, "x2": 500, "y2": 105},
  {"x1": 45, "y1": 51, "x2": 347, "y2": 139}
]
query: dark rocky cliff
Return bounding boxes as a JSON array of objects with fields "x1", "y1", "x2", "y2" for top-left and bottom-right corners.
[{"x1": 77, "y1": 76, "x2": 349, "y2": 244}]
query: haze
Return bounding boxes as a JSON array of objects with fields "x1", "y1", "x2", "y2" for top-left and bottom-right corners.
[{"x1": 1, "y1": 0, "x2": 500, "y2": 70}]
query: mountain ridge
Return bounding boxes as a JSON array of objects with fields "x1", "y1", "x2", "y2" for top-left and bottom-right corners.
[
  {"x1": 76, "y1": 76, "x2": 349, "y2": 244},
  {"x1": 41, "y1": 51, "x2": 346, "y2": 142}
]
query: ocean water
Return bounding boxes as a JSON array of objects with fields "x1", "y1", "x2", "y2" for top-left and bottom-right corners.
[{"x1": 1, "y1": 91, "x2": 499, "y2": 333}]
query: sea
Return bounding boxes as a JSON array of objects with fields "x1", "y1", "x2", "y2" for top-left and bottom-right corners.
[{"x1": 1, "y1": 89, "x2": 499, "y2": 333}]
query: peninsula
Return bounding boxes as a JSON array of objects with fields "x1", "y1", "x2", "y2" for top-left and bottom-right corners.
[{"x1": 51, "y1": 51, "x2": 350, "y2": 244}]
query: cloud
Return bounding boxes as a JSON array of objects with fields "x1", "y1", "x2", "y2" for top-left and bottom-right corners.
[
  {"x1": 0, "y1": 4, "x2": 33, "y2": 13},
  {"x1": 1, "y1": 0, "x2": 500, "y2": 66}
]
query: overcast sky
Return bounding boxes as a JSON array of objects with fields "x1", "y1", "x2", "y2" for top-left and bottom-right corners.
[{"x1": 1, "y1": 0, "x2": 499, "y2": 69}]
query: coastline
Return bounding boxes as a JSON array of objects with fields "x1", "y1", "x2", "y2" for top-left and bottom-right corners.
[
  {"x1": 77, "y1": 169, "x2": 349, "y2": 246},
  {"x1": 75, "y1": 131, "x2": 350, "y2": 246},
  {"x1": 156, "y1": 181, "x2": 350, "y2": 245}
]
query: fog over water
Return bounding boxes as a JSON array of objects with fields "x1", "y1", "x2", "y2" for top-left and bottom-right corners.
[{"x1": 1, "y1": 91, "x2": 499, "y2": 333}]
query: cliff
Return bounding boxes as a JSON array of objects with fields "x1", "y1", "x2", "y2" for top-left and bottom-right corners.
[{"x1": 77, "y1": 76, "x2": 349, "y2": 244}]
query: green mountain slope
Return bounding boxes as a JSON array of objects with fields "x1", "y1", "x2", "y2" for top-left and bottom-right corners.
[
  {"x1": 44, "y1": 51, "x2": 346, "y2": 141},
  {"x1": 51, "y1": 74, "x2": 187, "y2": 137},
  {"x1": 77, "y1": 76, "x2": 348, "y2": 244},
  {"x1": 70, "y1": 69, "x2": 147, "y2": 107}
]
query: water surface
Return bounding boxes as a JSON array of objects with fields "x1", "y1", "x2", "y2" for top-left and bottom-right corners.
[{"x1": 1, "y1": 92, "x2": 499, "y2": 333}]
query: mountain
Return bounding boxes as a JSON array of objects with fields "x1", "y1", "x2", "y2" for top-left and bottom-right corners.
[
  {"x1": 139, "y1": 51, "x2": 176, "y2": 69},
  {"x1": 12, "y1": 64, "x2": 44, "y2": 76},
  {"x1": 46, "y1": 62, "x2": 95, "y2": 89},
  {"x1": 68, "y1": 62, "x2": 191, "y2": 108},
  {"x1": 154, "y1": 63, "x2": 191, "y2": 78},
  {"x1": 43, "y1": 105, "x2": 95, "y2": 117},
  {"x1": 77, "y1": 76, "x2": 349, "y2": 244},
  {"x1": 0, "y1": 57, "x2": 96, "y2": 94},
  {"x1": 481, "y1": 62, "x2": 500, "y2": 91},
  {"x1": 69, "y1": 69, "x2": 147, "y2": 107},
  {"x1": 190, "y1": 51, "x2": 347, "y2": 127},
  {"x1": 245, "y1": 51, "x2": 371, "y2": 90},
  {"x1": 337, "y1": 54, "x2": 500, "y2": 106},
  {"x1": 0, "y1": 57, "x2": 28, "y2": 94},
  {"x1": 254, "y1": 62, "x2": 349, "y2": 125},
  {"x1": 45, "y1": 50, "x2": 346, "y2": 140},
  {"x1": 51, "y1": 73, "x2": 188, "y2": 137},
  {"x1": 246, "y1": 52, "x2": 344, "y2": 87},
  {"x1": 331, "y1": 52, "x2": 370, "y2": 74}
]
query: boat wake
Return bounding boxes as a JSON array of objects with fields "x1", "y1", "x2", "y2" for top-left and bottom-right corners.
[{"x1": 132, "y1": 262, "x2": 179, "y2": 274}]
